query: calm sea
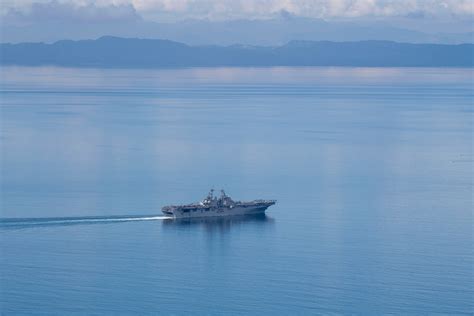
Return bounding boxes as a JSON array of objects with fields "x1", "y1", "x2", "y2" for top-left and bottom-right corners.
[{"x1": 0, "y1": 67, "x2": 472, "y2": 314}]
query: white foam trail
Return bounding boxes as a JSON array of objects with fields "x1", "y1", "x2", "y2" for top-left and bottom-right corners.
[
  {"x1": 39, "y1": 216, "x2": 171, "y2": 225},
  {"x1": 0, "y1": 215, "x2": 173, "y2": 228}
]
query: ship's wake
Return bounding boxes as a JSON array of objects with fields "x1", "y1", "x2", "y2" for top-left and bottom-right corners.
[{"x1": 0, "y1": 214, "x2": 171, "y2": 229}]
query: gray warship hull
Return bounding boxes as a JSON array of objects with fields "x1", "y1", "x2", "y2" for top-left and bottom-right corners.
[
  {"x1": 162, "y1": 190, "x2": 276, "y2": 219},
  {"x1": 162, "y1": 203, "x2": 273, "y2": 219}
]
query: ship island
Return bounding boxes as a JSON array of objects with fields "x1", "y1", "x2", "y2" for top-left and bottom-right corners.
[{"x1": 162, "y1": 189, "x2": 276, "y2": 218}]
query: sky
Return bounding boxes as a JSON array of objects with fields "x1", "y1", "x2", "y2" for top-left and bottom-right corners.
[
  {"x1": 1, "y1": 0, "x2": 473, "y2": 44},
  {"x1": 2, "y1": 0, "x2": 473, "y2": 21}
]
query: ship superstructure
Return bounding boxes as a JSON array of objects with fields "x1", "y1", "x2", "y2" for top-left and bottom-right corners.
[{"x1": 162, "y1": 189, "x2": 276, "y2": 218}]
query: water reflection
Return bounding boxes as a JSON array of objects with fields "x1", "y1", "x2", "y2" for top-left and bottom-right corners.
[
  {"x1": 2, "y1": 66, "x2": 472, "y2": 89},
  {"x1": 162, "y1": 213, "x2": 274, "y2": 233}
]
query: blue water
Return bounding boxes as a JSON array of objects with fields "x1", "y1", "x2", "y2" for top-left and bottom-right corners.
[{"x1": 1, "y1": 66, "x2": 472, "y2": 314}]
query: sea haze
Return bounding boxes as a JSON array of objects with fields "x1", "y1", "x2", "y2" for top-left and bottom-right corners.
[{"x1": 0, "y1": 66, "x2": 473, "y2": 314}]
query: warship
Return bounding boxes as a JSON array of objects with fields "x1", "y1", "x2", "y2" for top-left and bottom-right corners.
[{"x1": 162, "y1": 190, "x2": 276, "y2": 218}]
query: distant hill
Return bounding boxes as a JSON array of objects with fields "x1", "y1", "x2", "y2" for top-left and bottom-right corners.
[
  {"x1": 1, "y1": 36, "x2": 473, "y2": 68},
  {"x1": 3, "y1": 15, "x2": 473, "y2": 45}
]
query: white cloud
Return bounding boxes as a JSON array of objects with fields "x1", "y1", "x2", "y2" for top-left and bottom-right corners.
[
  {"x1": 129, "y1": 0, "x2": 474, "y2": 19},
  {"x1": 2, "y1": 0, "x2": 473, "y2": 21},
  {"x1": 3, "y1": 1, "x2": 141, "y2": 25}
]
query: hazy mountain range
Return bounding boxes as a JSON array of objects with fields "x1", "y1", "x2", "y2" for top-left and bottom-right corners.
[
  {"x1": 1, "y1": 36, "x2": 472, "y2": 68},
  {"x1": 2, "y1": 15, "x2": 473, "y2": 46}
]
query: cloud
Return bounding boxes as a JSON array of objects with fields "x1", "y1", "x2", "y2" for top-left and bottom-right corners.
[
  {"x1": 3, "y1": 1, "x2": 141, "y2": 26},
  {"x1": 2, "y1": 0, "x2": 473, "y2": 24},
  {"x1": 130, "y1": 0, "x2": 474, "y2": 20}
]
